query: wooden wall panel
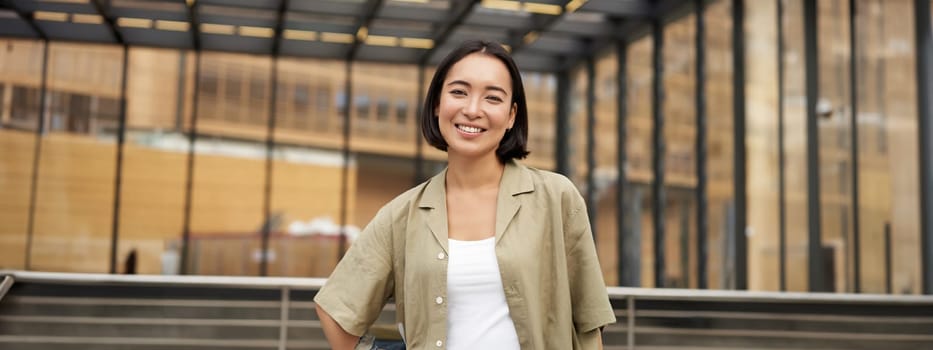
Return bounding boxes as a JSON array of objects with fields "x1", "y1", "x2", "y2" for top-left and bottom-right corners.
[{"x1": 0, "y1": 130, "x2": 34, "y2": 269}]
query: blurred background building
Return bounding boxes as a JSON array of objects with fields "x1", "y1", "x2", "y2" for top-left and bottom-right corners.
[{"x1": 0, "y1": 0, "x2": 931, "y2": 297}]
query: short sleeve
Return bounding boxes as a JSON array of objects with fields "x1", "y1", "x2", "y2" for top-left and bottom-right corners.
[
  {"x1": 564, "y1": 190, "x2": 617, "y2": 334},
  {"x1": 313, "y1": 207, "x2": 395, "y2": 337}
]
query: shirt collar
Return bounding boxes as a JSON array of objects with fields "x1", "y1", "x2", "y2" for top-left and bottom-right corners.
[{"x1": 417, "y1": 159, "x2": 534, "y2": 210}]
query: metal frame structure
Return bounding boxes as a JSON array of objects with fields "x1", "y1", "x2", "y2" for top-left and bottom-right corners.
[
  {"x1": 694, "y1": 0, "x2": 708, "y2": 289},
  {"x1": 776, "y1": 0, "x2": 787, "y2": 292},
  {"x1": 1, "y1": 0, "x2": 930, "y2": 295},
  {"x1": 651, "y1": 17, "x2": 665, "y2": 288},
  {"x1": 915, "y1": 0, "x2": 933, "y2": 295},
  {"x1": 848, "y1": 0, "x2": 861, "y2": 293},
  {"x1": 179, "y1": 0, "x2": 202, "y2": 274},
  {"x1": 803, "y1": 0, "x2": 826, "y2": 293},
  {"x1": 731, "y1": 0, "x2": 747, "y2": 291}
]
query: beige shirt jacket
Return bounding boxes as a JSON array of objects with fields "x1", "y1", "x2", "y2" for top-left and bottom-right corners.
[{"x1": 314, "y1": 160, "x2": 617, "y2": 350}]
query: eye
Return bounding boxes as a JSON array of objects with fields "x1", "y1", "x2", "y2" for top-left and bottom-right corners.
[
  {"x1": 449, "y1": 89, "x2": 467, "y2": 96},
  {"x1": 486, "y1": 95, "x2": 504, "y2": 103}
]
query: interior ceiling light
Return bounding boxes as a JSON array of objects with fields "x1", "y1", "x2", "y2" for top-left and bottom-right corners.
[
  {"x1": 400, "y1": 37, "x2": 433, "y2": 49},
  {"x1": 523, "y1": 3, "x2": 561, "y2": 15},
  {"x1": 71, "y1": 13, "x2": 102, "y2": 24},
  {"x1": 523, "y1": 31, "x2": 539, "y2": 45},
  {"x1": 481, "y1": 0, "x2": 520, "y2": 11},
  {"x1": 239, "y1": 26, "x2": 274, "y2": 38},
  {"x1": 356, "y1": 26, "x2": 369, "y2": 41},
  {"x1": 284, "y1": 29, "x2": 317, "y2": 41},
  {"x1": 482, "y1": 0, "x2": 562, "y2": 15},
  {"x1": 565, "y1": 0, "x2": 588, "y2": 13},
  {"x1": 201, "y1": 23, "x2": 235, "y2": 35},
  {"x1": 33, "y1": 11, "x2": 69, "y2": 22},
  {"x1": 321, "y1": 32, "x2": 354, "y2": 44},
  {"x1": 155, "y1": 20, "x2": 189, "y2": 32},
  {"x1": 365, "y1": 35, "x2": 398, "y2": 47},
  {"x1": 117, "y1": 17, "x2": 152, "y2": 28}
]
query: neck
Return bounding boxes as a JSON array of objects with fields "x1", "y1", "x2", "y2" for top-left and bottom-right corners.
[{"x1": 446, "y1": 153, "x2": 505, "y2": 191}]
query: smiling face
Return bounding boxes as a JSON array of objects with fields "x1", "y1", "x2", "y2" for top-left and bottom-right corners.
[{"x1": 436, "y1": 52, "x2": 517, "y2": 162}]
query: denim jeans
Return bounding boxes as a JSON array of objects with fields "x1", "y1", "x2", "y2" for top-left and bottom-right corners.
[
  {"x1": 372, "y1": 340, "x2": 406, "y2": 350},
  {"x1": 356, "y1": 334, "x2": 406, "y2": 350}
]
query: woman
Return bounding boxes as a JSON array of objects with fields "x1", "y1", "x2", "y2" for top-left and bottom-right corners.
[{"x1": 314, "y1": 40, "x2": 615, "y2": 350}]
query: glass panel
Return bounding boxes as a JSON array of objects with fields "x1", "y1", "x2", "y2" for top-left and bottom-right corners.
[
  {"x1": 627, "y1": 35, "x2": 654, "y2": 288},
  {"x1": 782, "y1": 0, "x2": 811, "y2": 292},
  {"x1": 818, "y1": 0, "x2": 853, "y2": 293},
  {"x1": 746, "y1": 0, "x2": 781, "y2": 292},
  {"x1": 705, "y1": 0, "x2": 734, "y2": 290},
  {"x1": 523, "y1": 72, "x2": 556, "y2": 171},
  {"x1": 569, "y1": 65, "x2": 588, "y2": 189},
  {"x1": 271, "y1": 57, "x2": 347, "y2": 277},
  {"x1": 0, "y1": 39, "x2": 44, "y2": 269},
  {"x1": 350, "y1": 63, "x2": 418, "y2": 157},
  {"x1": 420, "y1": 66, "x2": 448, "y2": 168},
  {"x1": 663, "y1": 14, "x2": 698, "y2": 289},
  {"x1": 594, "y1": 46, "x2": 619, "y2": 286},
  {"x1": 350, "y1": 63, "x2": 417, "y2": 234},
  {"x1": 187, "y1": 52, "x2": 270, "y2": 276},
  {"x1": 117, "y1": 47, "x2": 190, "y2": 275},
  {"x1": 856, "y1": 0, "x2": 920, "y2": 294},
  {"x1": 32, "y1": 42, "x2": 123, "y2": 273}
]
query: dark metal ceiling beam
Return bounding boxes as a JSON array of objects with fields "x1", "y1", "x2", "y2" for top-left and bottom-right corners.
[
  {"x1": 347, "y1": 0, "x2": 383, "y2": 60},
  {"x1": 418, "y1": 0, "x2": 480, "y2": 66},
  {"x1": 188, "y1": 0, "x2": 201, "y2": 50},
  {"x1": 3, "y1": 0, "x2": 49, "y2": 40},
  {"x1": 555, "y1": 0, "x2": 693, "y2": 73},
  {"x1": 272, "y1": 0, "x2": 288, "y2": 55},
  {"x1": 508, "y1": 0, "x2": 574, "y2": 55},
  {"x1": 582, "y1": 0, "x2": 655, "y2": 17},
  {"x1": 90, "y1": 0, "x2": 126, "y2": 44}
]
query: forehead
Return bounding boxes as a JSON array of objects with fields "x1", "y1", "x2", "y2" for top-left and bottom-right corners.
[{"x1": 444, "y1": 53, "x2": 513, "y2": 92}]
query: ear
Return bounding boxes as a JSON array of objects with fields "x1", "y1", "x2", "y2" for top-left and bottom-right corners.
[{"x1": 508, "y1": 103, "x2": 517, "y2": 129}]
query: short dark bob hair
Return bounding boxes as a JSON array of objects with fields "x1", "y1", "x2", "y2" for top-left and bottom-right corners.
[{"x1": 421, "y1": 40, "x2": 529, "y2": 163}]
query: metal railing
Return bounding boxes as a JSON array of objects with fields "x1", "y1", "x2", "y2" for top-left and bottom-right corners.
[
  {"x1": 1, "y1": 270, "x2": 932, "y2": 349},
  {"x1": 0, "y1": 276, "x2": 13, "y2": 303}
]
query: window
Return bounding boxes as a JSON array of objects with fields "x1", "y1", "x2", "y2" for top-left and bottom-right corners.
[
  {"x1": 201, "y1": 74, "x2": 219, "y2": 98},
  {"x1": 10, "y1": 86, "x2": 40, "y2": 130},
  {"x1": 355, "y1": 94, "x2": 370, "y2": 121},
  {"x1": 224, "y1": 73, "x2": 242, "y2": 122},
  {"x1": 395, "y1": 100, "x2": 408, "y2": 125},
  {"x1": 293, "y1": 83, "x2": 309, "y2": 129},
  {"x1": 249, "y1": 72, "x2": 267, "y2": 126},
  {"x1": 376, "y1": 97, "x2": 389, "y2": 122},
  {"x1": 95, "y1": 96, "x2": 120, "y2": 134},
  {"x1": 67, "y1": 94, "x2": 91, "y2": 134}
]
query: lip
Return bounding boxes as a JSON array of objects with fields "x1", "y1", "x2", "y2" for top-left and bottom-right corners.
[{"x1": 454, "y1": 123, "x2": 486, "y2": 139}]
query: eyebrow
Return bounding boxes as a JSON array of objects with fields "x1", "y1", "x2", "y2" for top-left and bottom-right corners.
[{"x1": 446, "y1": 80, "x2": 509, "y2": 96}]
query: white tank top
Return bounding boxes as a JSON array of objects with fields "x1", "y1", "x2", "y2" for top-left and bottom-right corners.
[{"x1": 446, "y1": 237, "x2": 521, "y2": 350}]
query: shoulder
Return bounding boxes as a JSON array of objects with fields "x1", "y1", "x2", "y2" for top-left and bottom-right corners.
[
  {"x1": 374, "y1": 182, "x2": 428, "y2": 222},
  {"x1": 516, "y1": 163, "x2": 584, "y2": 207}
]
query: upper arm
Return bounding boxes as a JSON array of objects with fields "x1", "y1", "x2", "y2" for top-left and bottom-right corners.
[
  {"x1": 313, "y1": 206, "x2": 396, "y2": 337},
  {"x1": 560, "y1": 179, "x2": 617, "y2": 334}
]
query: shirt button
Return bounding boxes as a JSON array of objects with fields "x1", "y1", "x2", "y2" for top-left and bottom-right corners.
[
  {"x1": 435, "y1": 296, "x2": 443, "y2": 304},
  {"x1": 436, "y1": 340, "x2": 443, "y2": 347},
  {"x1": 437, "y1": 252, "x2": 446, "y2": 260}
]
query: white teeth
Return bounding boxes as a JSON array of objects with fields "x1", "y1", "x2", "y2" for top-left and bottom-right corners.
[{"x1": 457, "y1": 124, "x2": 483, "y2": 133}]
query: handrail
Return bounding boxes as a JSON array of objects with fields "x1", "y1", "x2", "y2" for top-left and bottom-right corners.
[
  {"x1": 3, "y1": 270, "x2": 933, "y2": 305},
  {"x1": 0, "y1": 270, "x2": 326, "y2": 290},
  {"x1": 0, "y1": 275, "x2": 14, "y2": 303}
]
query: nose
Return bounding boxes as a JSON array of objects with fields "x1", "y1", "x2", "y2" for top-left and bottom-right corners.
[{"x1": 462, "y1": 96, "x2": 481, "y2": 119}]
